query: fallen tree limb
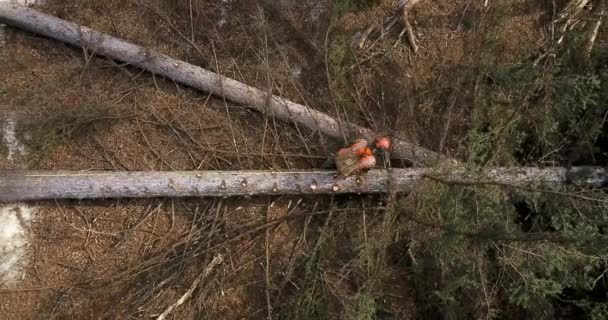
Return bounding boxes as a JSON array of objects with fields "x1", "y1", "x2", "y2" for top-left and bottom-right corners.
[
  {"x1": 1, "y1": 167, "x2": 605, "y2": 202},
  {"x1": 401, "y1": 0, "x2": 421, "y2": 53},
  {"x1": 554, "y1": 0, "x2": 594, "y2": 44},
  {"x1": 577, "y1": 0, "x2": 605, "y2": 63},
  {"x1": 156, "y1": 253, "x2": 224, "y2": 320},
  {"x1": 0, "y1": 3, "x2": 448, "y2": 166}
]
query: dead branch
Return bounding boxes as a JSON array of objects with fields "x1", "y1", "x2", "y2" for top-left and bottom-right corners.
[
  {"x1": 554, "y1": 0, "x2": 596, "y2": 44},
  {"x1": 0, "y1": 3, "x2": 447, "y2": 166},
  {"x1": 358, "y1": 0, "x2": 422, "y2": 52},
  {"x1": 577, "y1": 0, "x2": 605, "y2": 62},
  {"x1": 402, "y1": 0, "x2": 419, "y2": 53},
  {"x1": 0, "y1": 167, "x2": 606, "y2": 202},
  {"x1": 156, "y1": 253, "x2": 224, "y2": 320}
]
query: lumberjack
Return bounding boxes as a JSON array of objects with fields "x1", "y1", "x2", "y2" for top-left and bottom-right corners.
[{"x1": 334, "y1": 137, "x2": 391, "y2": 177}]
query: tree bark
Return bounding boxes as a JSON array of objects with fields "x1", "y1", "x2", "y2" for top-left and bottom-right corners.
[
  {"x1": 1, "y1": 167, "x2": 605, "y2": 202},
  {"x1": 0, "y1": 3, "x2": 449, "y2": 166}
]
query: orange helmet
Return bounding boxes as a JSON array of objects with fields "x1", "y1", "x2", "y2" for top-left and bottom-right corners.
[{"x1": 375, "y1": 136, "x2": 391, "y2": 150}]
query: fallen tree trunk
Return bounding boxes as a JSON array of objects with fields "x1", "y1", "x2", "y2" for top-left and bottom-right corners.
[
  {"x1": 1, "y1": 167, "x2": 605, "y2": 202},
  {"x1": 0, "y1": 3, "x2": 448, "y2": 166}
]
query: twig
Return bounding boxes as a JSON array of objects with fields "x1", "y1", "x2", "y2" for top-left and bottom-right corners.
[
  {"x1": 439, "y1": 92, "x2": 457, "y2": 153},
  {"x1": 211, "y1": 40, "x2": 243, "y2": 168},
  {"x1": 357, "y1": 23, "x2": 378, "y2": 49},
  {"x1": 188, "y1": 0, "x2": 194, "y2": 42},
  {"x1": 141, "y1": 1, "x2": 207, "y2": 61},
  {"x1": 476, "y1": 252, "x2": 492, "y2": 317},
  {"x1": 0, "y1": 285, "x2": 91, "y2": 294},
  {"x1": 324, "y1": 23, "x2": 348, "y2": 143},
  {"x1": 578, "y1": 0, "x2": 605, "y2": 63},
  {"x1": 149, "y1": 106, "x2": 207, "y2": 168},
  {"x1": 402, "y1": 6, "x2": 418, "y2": 53},
  {"x1": 156, "y1": 253, "x2": 224, "y2": 320},
  {"x1": 93, "y1": 137, "x2": 130, "y2": 170},
  {"x1": 112, "y1": 206, "x2": 384, "y2": 285},
  {"x1": 265, "y1": 202, "x2": 273, "y2": 320},
  {"x1": 135, "y1": 116, "x2": 175, "y2": 171},
  {"x1": 78, "y1": 44, "x2": 98, "y2": 83}
]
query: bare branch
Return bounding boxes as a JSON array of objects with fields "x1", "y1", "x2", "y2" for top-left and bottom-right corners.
[{"x1": 156, "y1": 253, "x2": 224, "y2": 320}]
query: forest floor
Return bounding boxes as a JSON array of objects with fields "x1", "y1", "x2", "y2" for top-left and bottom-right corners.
[{"x1": 1, "y1": 0, "x2": 606, "y2": 319}]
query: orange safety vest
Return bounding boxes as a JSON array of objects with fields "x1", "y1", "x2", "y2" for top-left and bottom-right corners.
[{"x1": 336, "y1": 139, "x2": 377, "y2": 171}]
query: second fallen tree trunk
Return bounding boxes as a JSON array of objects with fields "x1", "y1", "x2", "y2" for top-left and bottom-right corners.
[
  {"x1": 1, "y1": 167, "x2": 605, "y2": 202},
  {"x1": 0, "y1": 3, "x2": 448, "y2": 166}
]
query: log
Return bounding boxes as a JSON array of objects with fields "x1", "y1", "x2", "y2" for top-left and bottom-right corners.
[
  {"x1": 1, "y1": 167, "x2": 605, "y2": 202},
  {"x1": 0, "y1": 3, "x2": 448, "y2": 166}
]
